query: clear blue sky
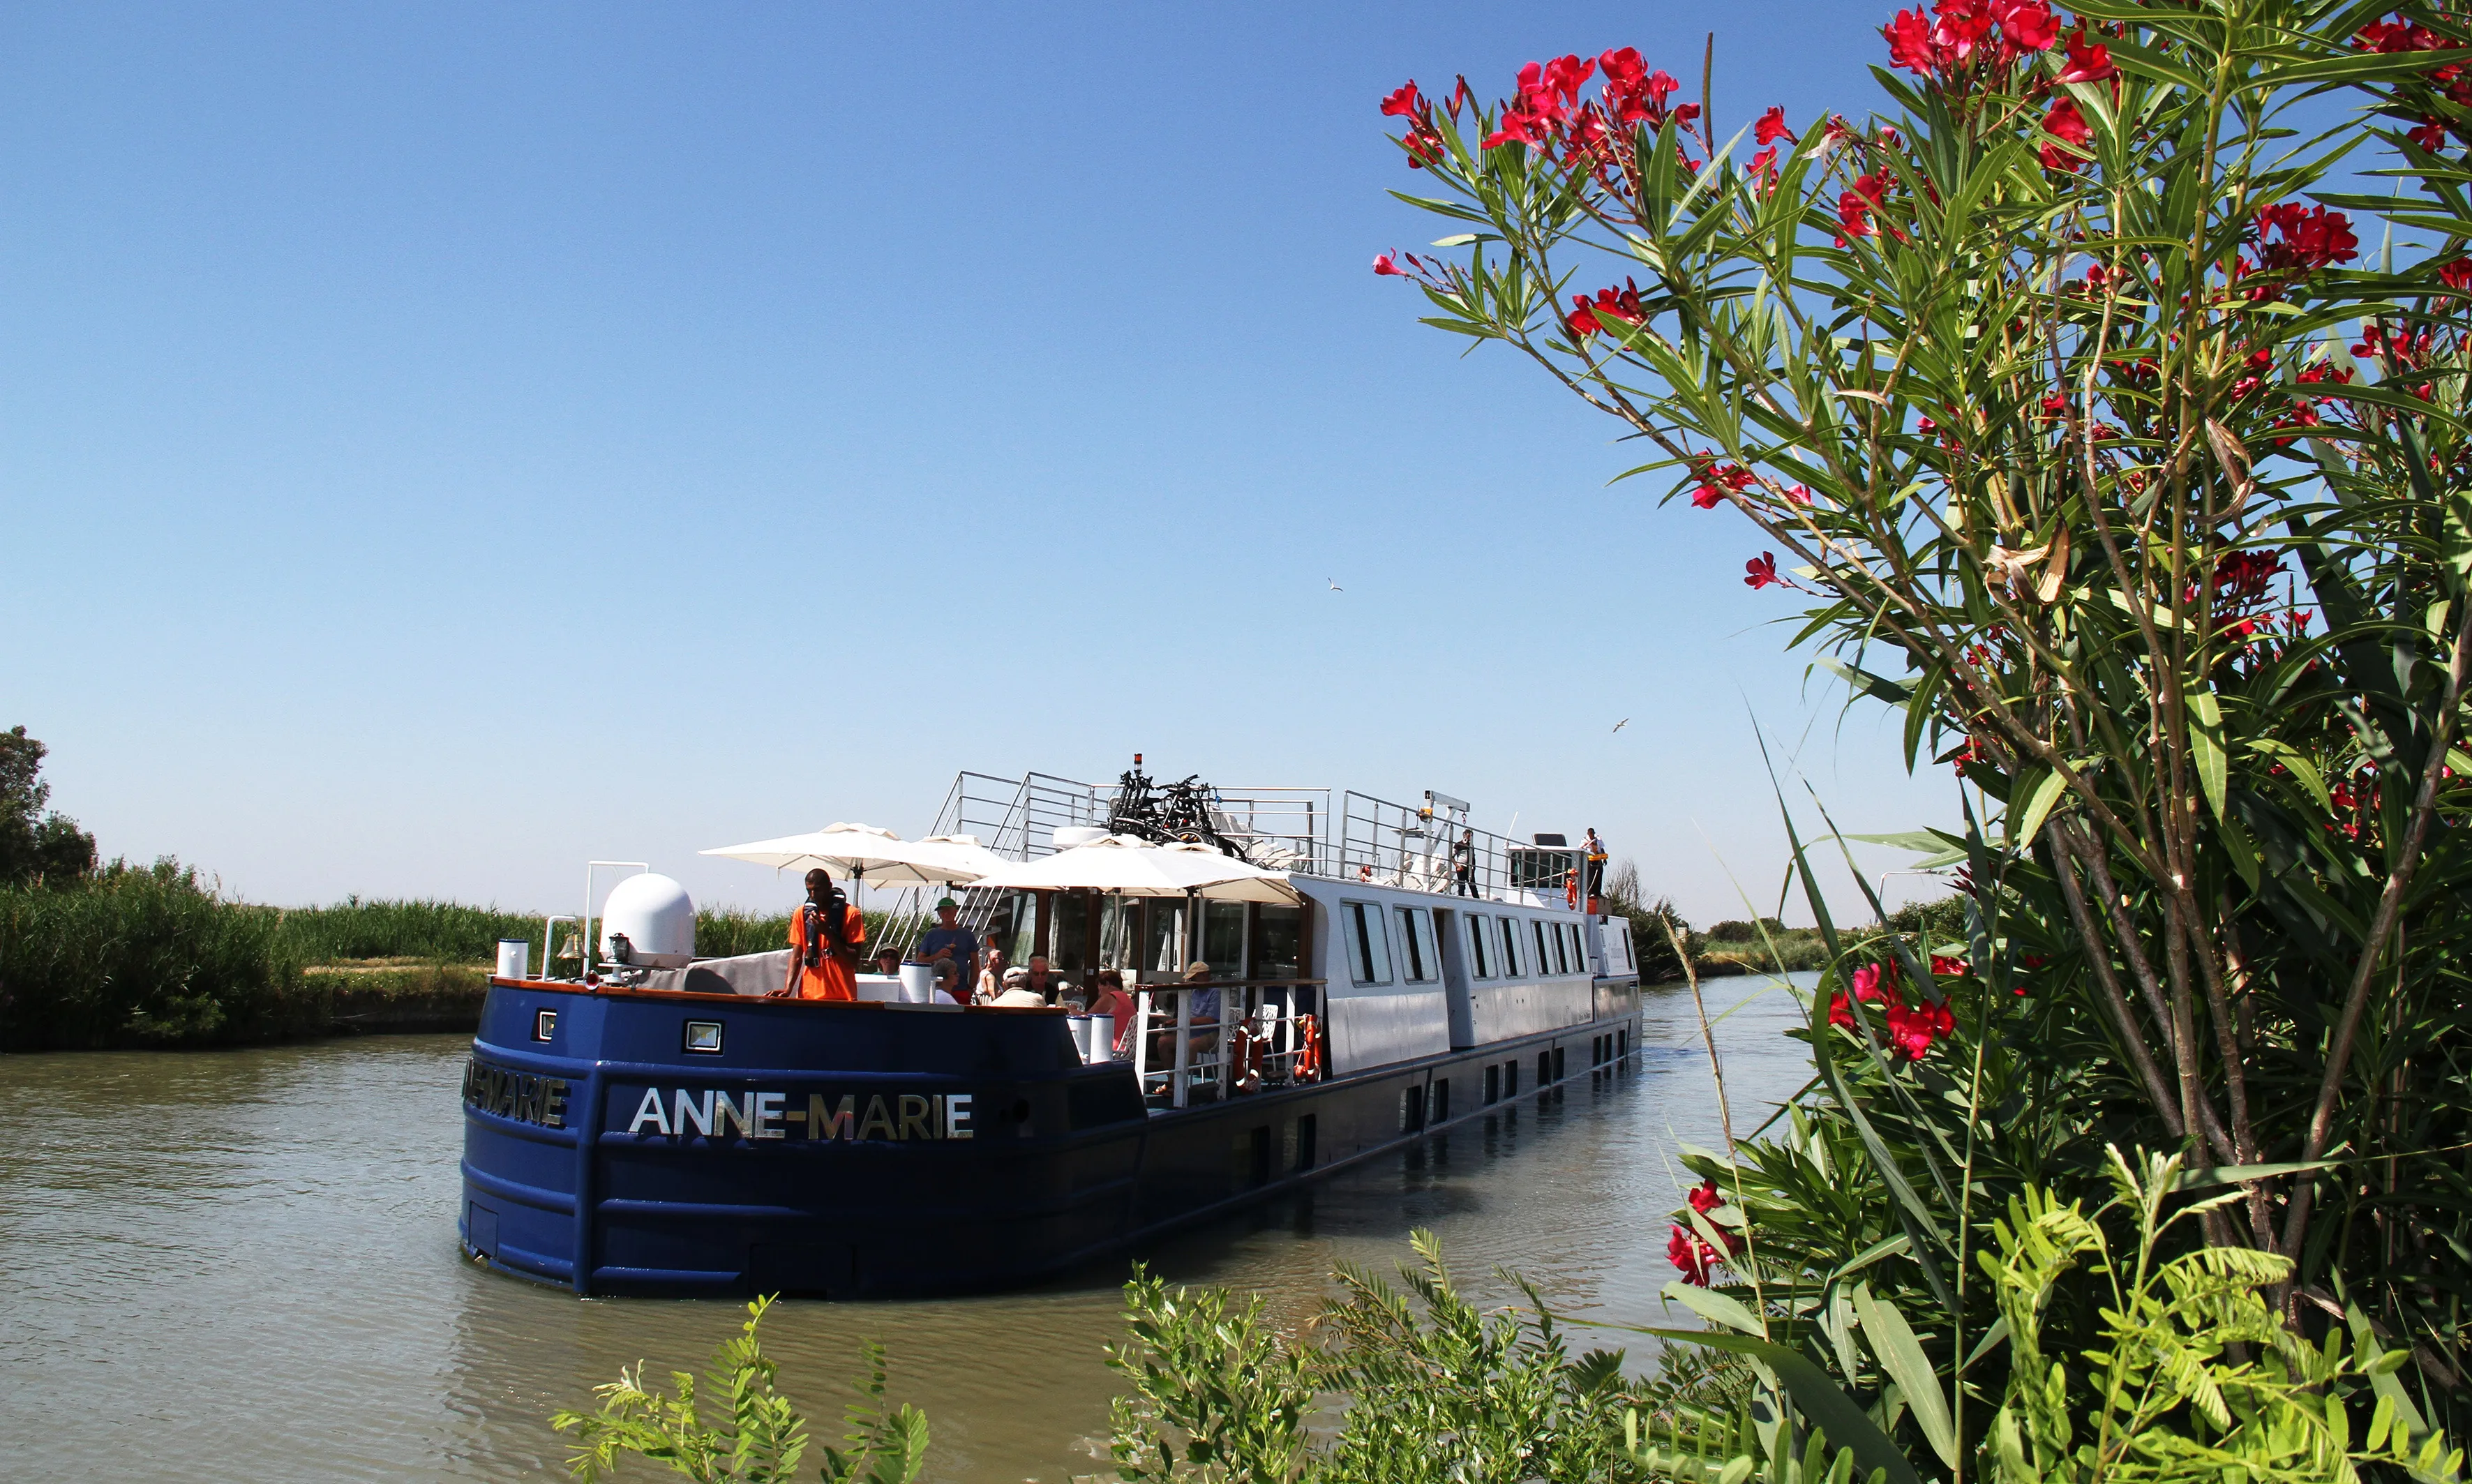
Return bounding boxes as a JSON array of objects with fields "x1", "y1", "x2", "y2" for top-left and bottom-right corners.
[{"x1": 1, "y1": 1, "x2": 1961, "y2": 926}]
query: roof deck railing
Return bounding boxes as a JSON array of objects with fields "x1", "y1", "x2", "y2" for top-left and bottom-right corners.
[{"x1": 878, "y1": 767, "x2": 1583, "y2": 957}]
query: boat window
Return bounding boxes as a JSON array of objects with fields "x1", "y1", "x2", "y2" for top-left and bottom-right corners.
[
  {"x1": 1344, "y1": 901, "x2": 1393, "y2": 985},
  {"x1": 1099, "y1": 897, "x2": 1141, "y2": 970},
  {"x1": 1053, "y1": 892, "x2": 1092, "y2": 976},
  {"x1": 1467, "y1": 914, "x2": 1492, "y2": 978},
  {"x1": 1534, "y1": 920, "x2": 1552, "y2": 975},
  {"x1": 1395, "y1": 907, "x2": 1439, "y2": 982},
  {"x1": 1561, "y1": 922, "x2": 1579, "y2": 974},
  {"x1": 1499, "y1": 917, "x2": 1522, "y2": 978},
  {"x1": 1200, "y1": 901, "x2": 1248, "y2": 979},
  {"x1": 1144, "y1": 899, "x2": 1185, "y2": 974},
  {"x1": 1253, "y1": 904, "x2": 1301, "y2": 980}
]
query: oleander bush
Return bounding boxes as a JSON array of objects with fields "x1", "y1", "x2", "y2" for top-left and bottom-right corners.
[{"x1": 1377, "y1": 0, "x2": 2472, "y2": 1465}]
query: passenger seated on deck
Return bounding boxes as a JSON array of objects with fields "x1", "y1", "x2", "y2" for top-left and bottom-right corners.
[
  {"x1": 989, "y1": 966, "x2": 1047, "y2": 1007},
  {"x1": 1023, "y1": 954, "x2": 1074, "y2": 1007},
  {"x1": 774, "y1": 867, "x2": 866, "y2": 1001},
  {"x1": 1087, "y1": 969, "x2": 1137, "y2": 1056},
  {"x1": 872, "y1": 948, "x2": 902, "y2": 977},
  {"x1": 973, "y1": 946, "x2": 1010, "y2": 1004}
]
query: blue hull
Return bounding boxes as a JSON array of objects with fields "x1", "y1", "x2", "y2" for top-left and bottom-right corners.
[{"x1": 458, "y1": 982, "x2": 1640, "y2": 1298}]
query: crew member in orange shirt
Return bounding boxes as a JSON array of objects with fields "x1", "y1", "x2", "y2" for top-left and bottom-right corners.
[{"x1": 776, "y1": 867, "x2": 866, "y2": 1001}]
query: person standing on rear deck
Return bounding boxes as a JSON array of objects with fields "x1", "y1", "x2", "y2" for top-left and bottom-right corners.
[
  {"x1": 777, "y1": 867, "x2": 866, "y2": 1000},
  {"x1": 1452, "y1": 828, "x2": 1477, "y2": 897},
  {"x1": 1583, "y1": 828, "x2": 1608, "y2": 913}
]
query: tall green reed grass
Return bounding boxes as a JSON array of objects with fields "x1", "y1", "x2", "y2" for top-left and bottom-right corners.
[{"x1": 0, "y1": 861, "x2": 308, "y2": 1049}]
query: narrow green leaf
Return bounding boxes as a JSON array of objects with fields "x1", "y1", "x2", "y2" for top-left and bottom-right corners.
[
  {"x1": 2188, "y1": 689, "x2": 2228, "y2": 822},
  {"x1": 1642, "y1": 1328, "x2": 1924, "y2": 1484},
  {"x1": 2011, "y1": 769, "x2": 2070, "y2": 848},
  {"x1": 1662, "y1": 1279, "x2": 1767, "y2": 1337},
  {"x1": 1853, "y1": 1287, "x2": 1956, "y2": 1469}
]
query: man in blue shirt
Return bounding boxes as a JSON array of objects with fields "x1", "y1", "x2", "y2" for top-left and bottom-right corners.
[{"x1": 915, "y1": 897, "x2": 980, "y2": 1004}]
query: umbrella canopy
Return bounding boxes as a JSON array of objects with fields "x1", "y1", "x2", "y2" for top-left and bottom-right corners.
[
  {"x1": 698, "y1": 824, "x2": 998, "y2": 886},
  {"x1": 966, "y1": 837, "x2": 1300, "y2": 904}
]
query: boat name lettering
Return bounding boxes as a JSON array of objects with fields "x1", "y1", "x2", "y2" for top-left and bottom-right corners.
[
  {"x1": 461, "y1": 1058, "x2": 569, "y2": 1129},
  {"x1": 621, "y1": 1088, "x2": 975, "y2": 1143}
]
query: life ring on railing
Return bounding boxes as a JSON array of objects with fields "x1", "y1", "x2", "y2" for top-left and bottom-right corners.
[
  {"x1": 1295, "y1": 1014, "x2": 1324, "y2": 1082},
  {"x1": 1230, "y1": 1024, "x2": 1264, "y2": 1093}
]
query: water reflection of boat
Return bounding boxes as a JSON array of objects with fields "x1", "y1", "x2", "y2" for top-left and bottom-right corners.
[{"x1": 458, "y1": 763, "x2": 1642, "y2": 1298}]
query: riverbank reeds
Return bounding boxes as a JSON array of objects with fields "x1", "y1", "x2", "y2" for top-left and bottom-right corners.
[{"x1": 1, "y1": 866, "x2": 909, "y2": 1051}]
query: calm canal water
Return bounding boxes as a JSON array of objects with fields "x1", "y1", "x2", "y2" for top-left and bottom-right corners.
[{"x1": 0, "y1": 975, "x2": 1815, "y2": 1482}]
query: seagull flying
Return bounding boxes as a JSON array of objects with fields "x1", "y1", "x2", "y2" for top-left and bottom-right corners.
[
  {"x1": 1327, "y1": 578, "x2": 1344, "y2": 592},
  {"x1": 1612, "y1": 718, "x2": 1629, "y2": 733}
]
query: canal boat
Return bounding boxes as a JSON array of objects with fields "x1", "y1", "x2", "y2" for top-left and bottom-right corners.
[{"x1": 458, "y1": 763, "x2": 1643, "y2": 1298}]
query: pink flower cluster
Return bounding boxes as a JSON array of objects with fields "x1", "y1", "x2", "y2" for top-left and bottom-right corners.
[
  {"x1": 1668, "y1": 1178, "x2": 1744, "y2": 1286},
  {"x1": 1827, "y1": 962, "x2": 1957, "y2": 1060}
]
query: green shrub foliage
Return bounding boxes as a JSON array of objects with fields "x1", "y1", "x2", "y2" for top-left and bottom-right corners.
[
  {"x1": 0, "y1": 726, "x2": 96, "y2": 886},
  {"x1": 1379, "y1": 0, "x2": 2472, "y2": 1442}
]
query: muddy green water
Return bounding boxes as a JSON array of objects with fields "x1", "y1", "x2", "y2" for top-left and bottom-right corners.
[{"x1": 0, "y1": 975, "x2": 1813, "y2": 1482}]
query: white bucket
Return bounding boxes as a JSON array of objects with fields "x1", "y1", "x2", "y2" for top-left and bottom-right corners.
[
  {"x1": 899, "y1": 963, "x2": 940, "y2": 1003},
  {"x1": 496, "y1": 939, "x2": 530, "y2": 981},
  {"x1": 1081, "y1": 1013, "x2": 1116, "y2": 1062}
]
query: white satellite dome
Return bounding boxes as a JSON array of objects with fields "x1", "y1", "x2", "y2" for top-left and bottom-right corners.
[{"x1": 601, "y1": 872, "x2": 695, "y2": 969}]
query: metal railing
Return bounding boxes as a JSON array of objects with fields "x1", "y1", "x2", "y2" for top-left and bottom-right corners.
[
  {"x1": 1127, "y1": 980, "x2": 1326, "y2": 1109},
  {"x1": 877, "y1": 767, "x2": 1583, "y2": 961}
]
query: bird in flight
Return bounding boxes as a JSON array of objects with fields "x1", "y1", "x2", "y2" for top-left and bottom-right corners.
[
  {"x1": 1327, "y1": 578, "x2": 1344, "y2": 592},
  {"x1": 1612, "y1": 718, "x2": 1629, "y2": 733}
]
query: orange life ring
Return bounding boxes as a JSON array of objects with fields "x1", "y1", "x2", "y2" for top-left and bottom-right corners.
[
  {"x1": 1230, "y1": 1024, "x2": 1263, "y2": 1093},
  {"x1": 1295, "y1": 1014, "x2": 1324, "y2": 1082}
]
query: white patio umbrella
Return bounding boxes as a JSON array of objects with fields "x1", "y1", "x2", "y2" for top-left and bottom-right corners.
[
  {"x1": 966, "y1": 837, "x2": 1300, "y2": 904},
  {"x1": 698, "y1": 823, "x2": 1001, "y2": 886}
]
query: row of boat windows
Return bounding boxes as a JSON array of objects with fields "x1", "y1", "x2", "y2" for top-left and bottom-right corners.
[{"x1": 1340, "y1": 901, "x2": 1587, "y2": 988}]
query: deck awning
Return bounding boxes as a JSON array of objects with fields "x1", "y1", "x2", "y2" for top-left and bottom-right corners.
[
  {"x1": 968, "y1": 837, "x2": 1300, "y2": 904},
  {"x1": 698, "y1": 824, "x2": 1006, "y2": 885}
]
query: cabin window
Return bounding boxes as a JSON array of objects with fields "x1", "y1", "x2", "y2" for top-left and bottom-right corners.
[
  {"x1": 1099, "y1": 897, "x2": 1141, "y2": 970},
  {"x1": 1253, "y1": 904, "x2": 1301, "y2": 980},
  {"x1": 1395, "y1": 907, "x2": 1439, "y2": 983},
  {"x1": 1534, "y1": 920, "x2": 1552, "y2": 975},
  {"x1": 1199, "y1": 901, "x2": 1248, "y2": 979},
  {"x1": 1143, "y1": 899, "x2": 1186, "y2": 975},
  {"x1": 1052, "y1": 892, "x2": 1093, "y2": 976},
  {"x1": 1467, "y1": 914, "x2": 1492, "y2": 978},
  {"x1": 1551, "y1": 922, "x2": 1571, "y2": 975},
  {"x1": 1499, "y1": 917, "x2": 1522, "y2": 977},
  {"x1": 1344, "y1": 901, "x2": 1393, "y2": 985}
]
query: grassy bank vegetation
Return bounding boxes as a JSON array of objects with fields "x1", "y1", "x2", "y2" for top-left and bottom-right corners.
[
  {"x1": 0, "y1": 864, "x2": 897, "y2": 1052},
  {"x1": 1603, "y1": 860, "x2": 1962, "y2": 983}
]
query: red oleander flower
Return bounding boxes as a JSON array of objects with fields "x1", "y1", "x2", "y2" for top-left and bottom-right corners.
[
  {"x1": 2358, "y1": 19, "x2": 2447, "y2": 53},
  {"x1": 2058, "y1": 27, "x2": 2117, "y2": 83},
  {"x1": 1885, "y1": 998, "x2": 1956, "y2": 1059},
  {"x1": 1600, "y1": 47, "x2": 1688, "y2": 128},
  {"x1": 1884, "y1": 8, "x2": 1938, "y2": 73},
  {"x1": 2441, "y1": 259, "x2": 2472, "y2": 290},
  {"x1": 1755, "y1": 105, "x2": 1795, "y2": 145},
  {"x1": 1744, "y1": 552, "x2": 1781, "y2": 589},
  {"x1": 1931, "y1": 955, "x2": 1970, "y2": 975},
  {"x1": 2039, "y1": 96, "x2": 2091, "y2": 170},
  {"x1": 1380, "y1": 82, "x2": 1423, "y2": 118},
  {"x1": 1689, "y1": 1177, "x2": 1724, "y2": 1215},
  {"x1": 1373, "y1": 253, "x2": 1404, "y2": 277},
  {"x1": 1787, "y1": 484, "x2": 1813, "y2": 504},
  {"x1": 2255, "y1": 202, "x2": 2360, "y2": 271},
  {"x1": 1691, "y1": 460, "x2": 1755, "y2": 508},
  {"x1": 2039, "y1": 393, "x2": 2069, "y2": 419},
  {"x1": 2409, "y1": 115, "x2": 2449, "y2": 151},
  {"x1": 1566, "y1": 280, "x2": 1646, "y2": 338},
  {"x1": 1998, "y1": 0, "x2": 2060, "y2": 52},
  {"x1": 1669, "y1": 1223, "x2": 1719, "y2": 1284},
  {"x1": 1838, "y1": 171, "x2": 1889, "y2": 239}
]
